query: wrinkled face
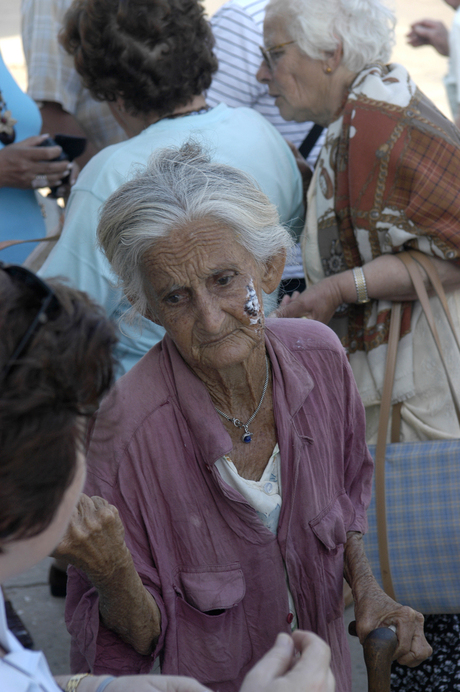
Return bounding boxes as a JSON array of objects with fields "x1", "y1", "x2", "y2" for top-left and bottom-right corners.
[
  {"x1": 257, "y1": 13, "x2": 331, "y2": 125},
  {"x1": 142, "y1": 219, "x2": 278, "y2": 374}
]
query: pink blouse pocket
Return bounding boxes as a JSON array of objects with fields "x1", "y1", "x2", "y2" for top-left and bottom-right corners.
[
  {"x1": 309, "y1": 491, "x2": 356, "y2": 621},
  {"x1": 172, "y1": 564, "x2": 251, "y2": 683}
]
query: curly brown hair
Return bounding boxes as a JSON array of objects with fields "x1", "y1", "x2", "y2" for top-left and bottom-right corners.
[
  {"x1": 60, "y1": 0, "x2": 218, "y2": 117},
  {"x1": 0, "y1": 270, "x2": 117, "y2": 544}
]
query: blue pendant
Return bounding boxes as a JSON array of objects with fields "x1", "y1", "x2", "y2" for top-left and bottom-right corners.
[{"x1": 242, "y1": 432, "x2": 252, "y2": 443}]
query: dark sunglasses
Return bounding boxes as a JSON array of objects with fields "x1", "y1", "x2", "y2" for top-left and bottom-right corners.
[{"x1": 0, "y1": 262, "x2": 61, "y2": 378}]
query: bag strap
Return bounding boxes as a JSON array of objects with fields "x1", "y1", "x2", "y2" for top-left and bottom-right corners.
[
  {"x1": 375, "y1": 250, "x2": 460, "y2": 600},
  {"x1": 407, "y1": 250, "x2": 460, "y2": 354},
  {"x1": 375, "y1": 301, "x2": 401, "y2": 600},
  {"x1": 398, "y1": 252, "x2": 460, "y2": 424},
  {"x1": 0, "y1": 235, "x2": 60, "y2": 252},
  {"x1": 298, "y1": 124, "x2": 324, "y2": 160}
]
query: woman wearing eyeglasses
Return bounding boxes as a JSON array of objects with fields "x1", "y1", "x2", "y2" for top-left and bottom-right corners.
[
  {"x1": 0, "y1": 263, "x2": 336, "y2": 692},
  {"x1": 256, "y1": 0, "x2": 460, "y2": 690}
]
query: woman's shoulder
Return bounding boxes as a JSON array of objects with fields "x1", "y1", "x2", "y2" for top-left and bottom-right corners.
[
  {"x1": 265, "y1": 317, "x2": 345, "y2": 356},
  {"x1": 104, "y1": 341, "x2": 169, "y2": 412}
]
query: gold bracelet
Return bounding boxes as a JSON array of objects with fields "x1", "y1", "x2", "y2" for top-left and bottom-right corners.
[
  {"x1": 64, "y1": 673, "x2": 93, "y2": 692},
  {"x1": 352, "y1": 266, "x2": 370, "y2": 304}
]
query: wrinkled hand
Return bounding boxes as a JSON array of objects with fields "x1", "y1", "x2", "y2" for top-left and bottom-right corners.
[
  {"x1": 0, "y1": 134, "x2": 71, "y2": 189},
  {"x1": 272, "y1": 279, "x2": 342, "y2": 323},
  {"x1": 240, "y1": 631, "x2": 335, "y2": 692},
  {"x1": 354, "y1": 584, "x2": 432, "y2": 667},
  {"x1": 52, "y1": 493, "x2": 129, "y2": 584},
  {"x1": 406, "y1": 20, "x2": 449, "y2": 56}
]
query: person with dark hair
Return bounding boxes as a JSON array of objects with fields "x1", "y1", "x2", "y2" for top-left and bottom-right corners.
[
  {"x1": 38, "y1": 0, "x2": 303, "y2": 376},
  {"x1": 0, "y1": 263, "x2": 336, "y2": 692}
]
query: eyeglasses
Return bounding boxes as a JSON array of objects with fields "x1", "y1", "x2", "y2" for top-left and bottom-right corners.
[
  {"x1": 0, "y1": 262, "x2": 61, "y2": 378},
  {"x1": 259, "y1": 40, "x2": 295, "y2": 72}
]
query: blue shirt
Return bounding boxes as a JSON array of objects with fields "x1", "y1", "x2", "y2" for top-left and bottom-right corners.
[{"x1": 0, "y1": 52, "x2": 46, "y2": 264}]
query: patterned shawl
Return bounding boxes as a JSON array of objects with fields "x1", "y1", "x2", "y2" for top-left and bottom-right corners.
[{"x1": 302, "y1": 62, "x2": 460, "y2": 406}]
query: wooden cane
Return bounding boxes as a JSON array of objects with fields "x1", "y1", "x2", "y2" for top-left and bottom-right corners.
[{"x1": 349, "y1": 621, "x2": 398, "y2": 692}]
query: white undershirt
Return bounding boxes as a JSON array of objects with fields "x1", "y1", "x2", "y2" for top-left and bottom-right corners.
[
  {"x1": 215, "y1": 444, "x2": 298, "y2": 630},
  {"x1": 0, "y1": 590, "x2": 61, "y2": 691}
]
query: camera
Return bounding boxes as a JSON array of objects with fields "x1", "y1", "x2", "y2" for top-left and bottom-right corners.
[{"x1": 38, "y1": 134, "x2": 87, "y2": 197}]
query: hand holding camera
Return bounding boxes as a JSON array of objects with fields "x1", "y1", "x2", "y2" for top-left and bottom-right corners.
[
  {"x1": 0, "y1": 132, "x2": 86, "y2": 196},
  {"x1": 37, "y1": 133, "x2": 86, "y2": 197}
]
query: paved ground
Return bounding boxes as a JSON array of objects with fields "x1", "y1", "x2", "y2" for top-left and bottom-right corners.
[{"x1": 1, "y1": 0, "x2": 453, "y2": 689}]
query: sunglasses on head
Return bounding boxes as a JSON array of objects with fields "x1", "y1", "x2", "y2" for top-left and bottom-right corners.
[{"x1": 0, "y1": 262, "x2": 61, "y2": 378}]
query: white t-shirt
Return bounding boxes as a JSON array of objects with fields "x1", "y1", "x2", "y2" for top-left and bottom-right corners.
[
  {"x1": 0, "y1": 591, "x2": 61, "y2": 692},
  {"x1": 208, "y1": 0, "x2": 325, "y2": 168},
  {"x1": 444, "y1": 6, "x2": 460, "y2": 118}
]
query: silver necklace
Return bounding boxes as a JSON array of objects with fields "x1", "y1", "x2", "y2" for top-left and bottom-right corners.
[{"x1": 213, "y1": 356, "x2": 269, "y2": 444}]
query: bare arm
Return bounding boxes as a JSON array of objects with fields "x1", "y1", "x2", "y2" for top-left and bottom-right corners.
[
  {"x1": 39, "y1": 102, "x2": 99, "y2": 168},
  {"x1": 275, "y1": 253, "x2": 460, "y2": 321},
  {"x1": 53, "y1": 494, "x2": 161, "y2": 655},
  {"x1": 343, "y1": 532, "x2": 432, "y2": 667},
  {"x1": 54, "y1": 674, "x2": 209, "y2": 692}
]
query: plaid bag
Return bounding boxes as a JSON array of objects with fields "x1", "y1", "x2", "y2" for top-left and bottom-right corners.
[
  {"x1": 363, "y1": 440, "x2": 460, "y2": 613},
  {"x1": 362, "y1": 251, "x2": 460, "y2": 614}
]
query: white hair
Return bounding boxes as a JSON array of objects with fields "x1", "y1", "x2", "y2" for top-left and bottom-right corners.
[
  {"x1": 266, "y1": 0, "x2": 395, "y2": 73},
  {"x1": 97, "y1": 141, "x2": 294, "y2": 321}
]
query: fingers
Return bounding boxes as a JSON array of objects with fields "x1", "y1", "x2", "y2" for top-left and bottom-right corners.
[
  {"x1": 240, "y1": 633, "x2": 295, "y2": 691},
  {"x1": 396, "y1": 629, "x2": 433, "y2": 668},
  {"x1": 19, "y1": 134, "x2": 55, "y2": 147},
  {"x1": 274, "y1": 301, "x2": 310, "y2": 319},
  {"x1": 31, "y1": 145, "x2": 64, "y2": 161},
  {"x1": 69, "y1": 161, "x2": 79, "y2": 186},
  {"x1": 31, "y1": 161, "x2": 71, "y2": 190},
  {"x1": 289, "y1": 631, "x2": 335, "y2": 692},
  {"x1": 279, "y1": 293, "x2": 293, "y2": 307},
  {"x1": 384, "y1": 608, "x2": 432, "y2": 667}
]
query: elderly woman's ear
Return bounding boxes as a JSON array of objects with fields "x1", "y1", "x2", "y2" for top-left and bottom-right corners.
[
  {"x1": 123, "y1": 289, "x2": 161, "y2": 325},
  {"x1": 323, "y1": 43, "x2": 344, "y2": 75},
  {"x1": 261, "y1": 249, "x2": 287, "y2": 294}
]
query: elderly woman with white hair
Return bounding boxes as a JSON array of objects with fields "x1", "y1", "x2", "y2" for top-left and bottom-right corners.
[
  {"x1": 57, "y1": 142, "x2": 430, "y2": 692},
  {"x1": 256, "y1": 0, "x2": 460, "y2": 689}
]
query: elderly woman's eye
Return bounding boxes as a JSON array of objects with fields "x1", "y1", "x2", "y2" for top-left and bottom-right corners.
[
  {"x1": 270, "y1": 51, "x2": 283, "y2": 63},
  {"x1": 165, "y1": 293, "x2": 183, "y2": 304},
  {"x1": 216, "y1": 273, "x2": 234, "y2": 286}
]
